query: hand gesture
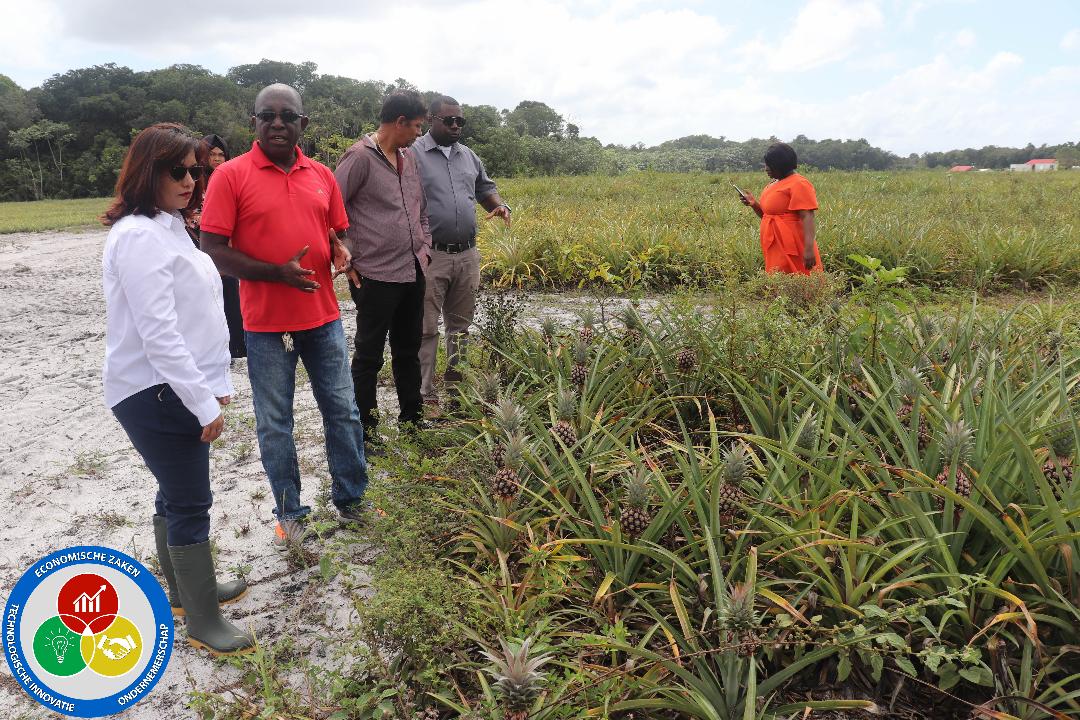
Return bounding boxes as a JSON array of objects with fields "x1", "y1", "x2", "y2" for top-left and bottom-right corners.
[
  {"x1": 331, "y1": 238, "x2": 362, "y2": 286},
  {"x1": 802, "y1": 252, "x2": 817, "y2": 271},
  {"x1": 201, "y1": 413, "x2": 224, "y2": 443},
  {"x1": 279, "y1": 246, "x2": 319, "y2": 293},
  {"x1": 739, "y1": 191, "x2": 756, "y2": 207},
  {"x1": 485, "y1": 205, "x2": 512, "y2": 228}
]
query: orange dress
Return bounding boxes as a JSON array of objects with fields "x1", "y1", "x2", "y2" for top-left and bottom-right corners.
[{"x1": 758, "y1": 173, "x2": 821, "y2": 274}]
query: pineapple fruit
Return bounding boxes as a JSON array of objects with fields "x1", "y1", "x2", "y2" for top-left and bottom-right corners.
[
  {"x1": 895, "y1": 369, "x2": 930, "y2": 453},
  {"x1": 476, "y1": 370, "x2": 502, "y2": 407},
  {"x1": 720, "y1": 582, "x2": 760, "y2": 657},
  {"x1": 490, "y1": 398, "x2": 526, "y2": 465},
  {"x1": 620, "y1": 306, "x2": 643, "y2": 345},
  {"x1": 795, "y1": 410, "x2": 819, "y2": 453},
  {"x1": 540, "y1": 317, "x2": 558, "y2": 346},
  {"x1": 491, "y1": 434, "x2": 527, "y2": 502},
  {"x1": 570, "y1": 339, "x2": 588, "y2": 386},
  {"x1": 1043, "y1": 419, "x2": 1076, "y2": 500},
  {"x1": 578, "y1": 309, "x2": 597, "y2": 345},
  {"x1": 675, "y1": 346, "x2": 697, "y2": 373},
  {"x1": 935, "y1": 419, "x2": 975, "y2": 513},
  {"x1": 718, "y1": 444, "x2": 750, "y2": 521},
  {"x1": 550, "y1": 387, "x2": 578, "y2": 448},
  {"x1": 481, "y1": 637, "x2": 552, "y2": 720},
  {"x1": 620, "y1": 469, "x2": 652, "y2": 537}
]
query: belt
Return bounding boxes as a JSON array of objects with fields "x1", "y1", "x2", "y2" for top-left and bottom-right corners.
[{"x1": 433, "y1": 240, "x2": 476, "y2": 254}]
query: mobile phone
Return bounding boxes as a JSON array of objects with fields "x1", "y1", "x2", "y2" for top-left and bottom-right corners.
[{"x1": 732, "y1": 183, "x2": 747, "y2": 199}]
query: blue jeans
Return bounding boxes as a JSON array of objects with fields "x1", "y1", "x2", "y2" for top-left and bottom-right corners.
[
  {"x1": 113, "y1": 385, "x2": 212, "y2": 546},
  {"x1": 246, "y1": 319, "x2": 368, "y2": 520}
]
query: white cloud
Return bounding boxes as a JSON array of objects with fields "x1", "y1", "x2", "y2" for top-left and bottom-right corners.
[
  {"x1": 768, "y1": 0, "x2": 885, "y2": 71},
  {"x1": 1062, "y1": 29, "x2": 1080, "y2": 51},
  {"x1": 954, "y1": 28, "x2": 976, "y2": 50}
]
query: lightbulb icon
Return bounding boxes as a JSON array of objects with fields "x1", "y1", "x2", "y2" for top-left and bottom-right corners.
[{"x1": 51, "y1": 634, "x2": 69, "y2": 664}]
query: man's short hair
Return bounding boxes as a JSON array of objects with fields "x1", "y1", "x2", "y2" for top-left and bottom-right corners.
[
  {"x1": 379, "y1": 92, "x2": 427, "y2": 123},
  {"x1": 429, "y1": 95, "x2": 459, "y2": 116},
  {"x1": 764, "y1": 142, "x2": 798, "y2": 176}
]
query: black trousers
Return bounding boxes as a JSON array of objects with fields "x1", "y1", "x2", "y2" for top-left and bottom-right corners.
[
  {"x1": 349, "y1": 261, "x2": 426, "y2": 429},
  {"x1": 222, "y1": 275, "x2": 246, "y2": 358},
  {"x1": 112, "y1": 384, "x2": 212, "y2": 546}
]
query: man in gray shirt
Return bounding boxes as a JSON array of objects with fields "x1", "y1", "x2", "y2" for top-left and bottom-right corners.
[{"x1": 412, "y1": 96, "x2": 511, "y2": 413}]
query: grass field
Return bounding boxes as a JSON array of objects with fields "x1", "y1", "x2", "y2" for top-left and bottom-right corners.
[
  {"x1": 3, "y1": 170, "x2": 1078, "y2": 292},
  {"x1": 0, "y1": 196, "x2": 110, "y2": 233}
]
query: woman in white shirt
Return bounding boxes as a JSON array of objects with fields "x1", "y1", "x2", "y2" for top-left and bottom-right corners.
[{"x1": 102, "y1": 123, "x2": 254, "y2": 656}]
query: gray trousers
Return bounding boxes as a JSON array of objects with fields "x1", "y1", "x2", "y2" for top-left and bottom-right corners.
[{"x1": 420, "y1": 246, "x2": 480, "y2": 403}]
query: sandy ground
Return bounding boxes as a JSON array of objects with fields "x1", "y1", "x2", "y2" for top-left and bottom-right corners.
[
  {"x1": 0, "y1": 229, "x2": 394, "y2": 719},
  {"x1": 0, "y1": 229, "x2": 647, "y2": 719}
]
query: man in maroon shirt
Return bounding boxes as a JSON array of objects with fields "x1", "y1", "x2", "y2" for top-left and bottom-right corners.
[{"x1": 334, "y1": 93, "x2": 431, "y2": 446}]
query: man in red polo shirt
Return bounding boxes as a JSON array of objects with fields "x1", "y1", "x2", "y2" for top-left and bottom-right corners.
[{"x1": 200, "y1": 83, "x2": 370, "y2": 547}]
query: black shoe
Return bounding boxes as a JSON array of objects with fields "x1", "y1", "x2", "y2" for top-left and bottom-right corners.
[
  {"x1": 337, "y1": 502, "x2": 369, "y2": 524},
  {"x1": 363, "y1": 429, "x2": 386, "y2": 457}
]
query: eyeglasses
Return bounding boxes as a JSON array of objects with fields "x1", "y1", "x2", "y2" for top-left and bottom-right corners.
[
  {"x1": 254, "y1": 110, "x2": 305, "y2": 124},
  {"x1": 168, "y1": 165, "x2": 204, "y2": 181},
  {"x1": 433, "y1": 115, "x2": 466, "y2": 128}
]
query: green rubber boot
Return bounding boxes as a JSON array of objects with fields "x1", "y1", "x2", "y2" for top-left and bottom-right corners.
[
  {"x1": 153, "y1": 515, "x2": 247, "y2": 616},
  {"x1": 168, "y1": 541, "x2": 256, "y2": 656}
]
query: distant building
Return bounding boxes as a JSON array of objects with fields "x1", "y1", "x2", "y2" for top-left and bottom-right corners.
[
  {"x1": 948, "y1": 165, "x2": 974, "y2": 172},
  {"x1": 1011, "y1": 159, "x2": 1058, "y2": 172},
  {"x1": 1026, "y1": 158, "x2": 1058, "y2": 171}
]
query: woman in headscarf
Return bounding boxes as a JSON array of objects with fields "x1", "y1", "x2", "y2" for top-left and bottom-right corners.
[
  {"x1": 193, "y1": 134, "x2": 246, "y2": 359},
  {"x1": 739, "y1": 142, "x2": 822, "y2": 274}
]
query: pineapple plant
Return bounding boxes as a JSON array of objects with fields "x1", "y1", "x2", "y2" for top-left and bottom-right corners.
[
  {"x1": 481, "y1": 637, "x2": 552, "y2": 720},
  {"x1": 490, "y1": 397, "x2": 526, "y2": 465},
  {"x1": 895, "y1": 368, "x2": 930, "y2": 453},
  {"x1": 578, "y1": 308, "x2": 597, "y2": 345},
  {"x1": 619, "y1": 306, "x2": 643, "y2": 345},
  {"x1": 720, "y1": 582, "x2": 760, "y2": 657},
  {"x1": 491, "y1": 434, "x2": 527, "y2": 502},
  {"x1": 476, "y1": 370, "x2": 502, "y2": 407},
  {"x1": 550, "y1": 387, "x2": 578, "y2": 448},
  {"x1": 718, "y1": 444, "x2": 750, "y2": 522},
  {"x1": 570, "y1": 339, "x2": 588, "y2": 386},
  {"x1": 675, "y1": 346, "x2": 697, "y2": 373},
  {"x1": 1043, "y1": 418, "x2": 1076, "y2": 500},
  {"x1": 935, "y1": 419, "x2": 975, "y2": 513},
  {"x1": 540, "y1": 317, "x2": 558, "y2": 346},
  {"x1": 620, "y1": 468, "x2": 652, "y2": 537}
]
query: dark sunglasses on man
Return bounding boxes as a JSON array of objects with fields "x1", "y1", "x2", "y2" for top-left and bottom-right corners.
[
  {"x1": 254, "y1": 110, "x2": 305, "y2": 124},
  {"x1": 169, "y1": 165, "x2": 205, "y2": 181},
  {"x1": 433, "y1": 115, "x2": 466, "y2": 128}
]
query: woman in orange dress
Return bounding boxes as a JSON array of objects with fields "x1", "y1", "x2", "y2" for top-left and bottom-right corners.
[{"x1": 740, "y1": 142, "x2": 821, "y2": 274}]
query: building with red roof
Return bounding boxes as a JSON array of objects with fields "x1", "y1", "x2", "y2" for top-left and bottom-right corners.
[{"x1": 948, "y1": 165, "x2": 974, "y2": 172}]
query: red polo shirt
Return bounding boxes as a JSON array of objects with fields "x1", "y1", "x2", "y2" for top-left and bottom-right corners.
[{"x1": 201, "y1": 141, "x2": 349, "y2": 332}]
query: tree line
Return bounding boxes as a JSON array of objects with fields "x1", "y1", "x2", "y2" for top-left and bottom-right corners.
[{"x1": 1, "y1": 59, "x2": 1077, "y2": 201}]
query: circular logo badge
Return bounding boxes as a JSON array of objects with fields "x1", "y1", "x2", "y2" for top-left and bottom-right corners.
[{"x1": 3, "y1": 546, "x2": 174, "y2": 717}]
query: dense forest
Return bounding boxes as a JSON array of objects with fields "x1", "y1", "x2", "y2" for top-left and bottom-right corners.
[{"x1": 2, "y1": 59, "x2": 1077, "y2": 201}]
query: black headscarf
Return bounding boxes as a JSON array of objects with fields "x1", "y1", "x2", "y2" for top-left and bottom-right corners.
[{"x1": 202, "y1": 134, "x2": 230, "y2": 161}]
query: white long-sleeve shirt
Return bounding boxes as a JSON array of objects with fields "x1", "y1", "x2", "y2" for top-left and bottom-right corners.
[{"x1": 102, "y1": 211, "x2": 232, "y2": 426}]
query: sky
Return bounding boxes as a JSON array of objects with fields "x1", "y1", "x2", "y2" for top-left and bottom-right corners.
[{"x1": 1, "y1": 0, "x2": 1078, "y2": 155}]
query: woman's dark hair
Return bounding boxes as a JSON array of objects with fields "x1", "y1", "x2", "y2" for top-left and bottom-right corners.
[
  {"x1": 379, "y1": 92, "x2": 427, "y2": 123},
  {"x1": 102, "y1": 123, "x2": 202, "y2": 226},
  {"x1": 764, "y1": 142, "x2": 798, "y2": 177}
]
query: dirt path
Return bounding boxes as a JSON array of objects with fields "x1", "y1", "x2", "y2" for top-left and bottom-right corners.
[{"x1": 0, "y1": 229, "x2": 380, "y2": 719}]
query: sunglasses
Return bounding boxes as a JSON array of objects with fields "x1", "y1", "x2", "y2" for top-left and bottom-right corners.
[
  {"x1": 433, "y1": 115, "x2": 466, "y2": 128},
  {"x1": 254, "y1": 110, "x2": 305, "y2": 124},
  {"x1": 168, "y1": 165, "x2": 204, "y2": 181}
]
